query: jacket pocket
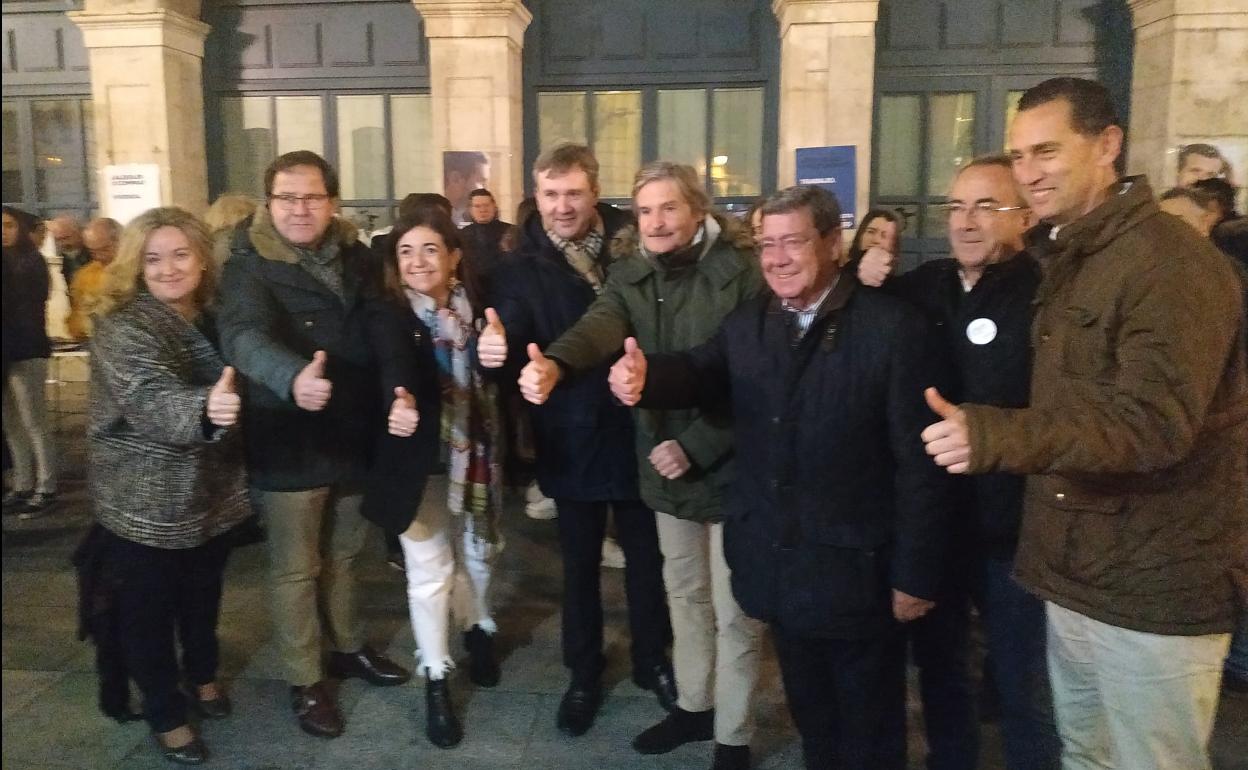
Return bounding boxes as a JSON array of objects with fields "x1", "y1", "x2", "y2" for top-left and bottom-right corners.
[
  {"x1": 1058, "y1": 305, "x2": 1110, "y2": 378},
  {"x1": 1035, "y1": 475, "x2": 1126, "y2": 515}
]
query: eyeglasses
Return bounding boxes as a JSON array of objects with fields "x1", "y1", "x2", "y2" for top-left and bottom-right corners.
[
  {"x1": 269, "y1": 193, "x2": 331, "y2": 211},
  {"x1": 942, "y1": 202, "x2": 1027, "y2": 219},
  {"x1": 757, "y1": 233, "x2": 817, "y2": 256}
]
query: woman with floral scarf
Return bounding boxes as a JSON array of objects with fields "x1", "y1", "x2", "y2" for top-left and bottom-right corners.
[{"x1": 367, "y1": 209, "x2": 504, "y2": 749}]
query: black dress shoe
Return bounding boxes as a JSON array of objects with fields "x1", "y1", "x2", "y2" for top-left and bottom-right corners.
[
  {"x1": 632, "y1": 707, "x2": 714, "y2": 754},
  {"x1": 710, "y1": 742, "x2": 751, "y2": 770},
  {"x1": 290, "y1": 681, "x2": 344, "y2": 738},
  {"x1": 633, "y1": 660, "x2": 679, "y2": 713},
  {"x1": 327, "y1": 646, "x2": 411, "y2": 686},
  {"x1": 153, "y1": 731, "x2": 208, "y2": 765},
  {"x1": 425, "y1": 673, "x2": 464, "y2": 748},
  {"x1": 194, "y1": 692, "x2": 232, "y2": 719},
  {"x1": 556, "y1": 679, "x2": 602, "y2": 737},
  {"x1": 463, "y1": 625, "x2": 501, "y2": 687}
]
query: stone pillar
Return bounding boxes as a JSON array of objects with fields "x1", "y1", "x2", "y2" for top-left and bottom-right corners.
[
  {"x1": 412, "y1": 0, "x2": 532, "y2": 224},
  {"x1": 772, "y1": 0, "x2": 879, "y2": 225},
  {"x1": 1126, "y1": 0, "x2": 1248, "y2": 192},
  {"x1": 68, "y1": 0, "x2": 209, "y2": 216}
]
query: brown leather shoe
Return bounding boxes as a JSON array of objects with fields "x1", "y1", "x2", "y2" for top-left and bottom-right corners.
[
  {"x1": 327, "y1": 646, "x2": 411, "y2": 686},
  {"x1": 290, "y1": 681, "x2": 343, "y2": 738}
]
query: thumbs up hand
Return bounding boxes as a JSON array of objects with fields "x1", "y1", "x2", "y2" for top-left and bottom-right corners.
[
  {"x1": 477, "y1": 307, "x2": 508, "y2": 368},
  {"x1": 388, "y1": 386, "x2": 420, "y2": 437},
  {"x1": 920, "y1": 387, "x2": 971, "y2": 474},
  {"x1": 518, "y1": 343, "x2": 561, "y2": 405},
  {"x1": 293, "y1": 350, "x2": 333, "y2": 412},
  {"x1": 608, "y1": 337, "x2": 648, "y2": 406},
  {"x1": 206, "y1": 366, "x2": 241, "y2": 428},
  {"x1": 857, "y1": 245, "x2": 897, "y2": 288}
]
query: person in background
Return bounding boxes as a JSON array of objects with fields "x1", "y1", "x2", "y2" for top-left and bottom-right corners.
[
  {"x1": 1177, "y1": 142, "x2": 1232, "y2": 187},
  {"x1": 847, "y1": 208, "x2": 903, "y2": 281},
  {"x1": 203, "y1": 194, "x2": 258, "y2": 268},
  {"x1": 1192, "y1": 177, "x2": 1248, "y2": 267},
  {"x1": 49, "y1": 214, "x2": 88, "y2": 284},
  {"x1": 1158, "y1": 186, "x2": 1221, "y2": 238},
  {"x1": 461, "y1": 188, "x2": 512, "y2": 295},
  {"x1": 364, "y1": 209, "x2": 504, "y2": 748},
  {"x1": 2, "y1": 205, "x2": 57, "y2": 518},
  {"x1": 67, "y1": 217, "x2": 123, "y2": 340},
  {"x1": 87, "y1": 207, "x2": 251, "y2": 765}
]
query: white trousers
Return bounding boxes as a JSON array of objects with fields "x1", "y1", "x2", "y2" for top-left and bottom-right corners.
[
  {"x1": 400, "y1": 476, "x2": 499, "y2": 680},
  {"x1": 3, "y1": 358, "x2": 55, "y2": 494},
  {"x1": 1045, "y1": 601, "x2": 1229, "y2": 770},
  {"x1": 656, "y1": 513, "x2": 764, "y2": 745}
]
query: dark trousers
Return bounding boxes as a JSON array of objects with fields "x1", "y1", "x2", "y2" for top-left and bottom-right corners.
[
  {"x1": 554, "y1": 497, "x2": 670, "y2": 681},
  {"x1": 107, "y1": 529, "x2": 232, "y2": 732},
  {"x1": 971, "y1": 557, "x2": 1060, "y2": 770},
  {"x1": 773, "y1": 624, "x2": 907, "y2": 770},
  {"x1": 907, "y1": 588, "x2": 978, "y2": 770}
]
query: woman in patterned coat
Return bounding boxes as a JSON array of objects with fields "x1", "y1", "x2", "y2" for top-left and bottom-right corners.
[{"x1": 88, "y1": 207, "x2": 250, "y2": 765}]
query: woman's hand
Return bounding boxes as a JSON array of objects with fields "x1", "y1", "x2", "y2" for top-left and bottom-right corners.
[{"x1": 206, "y1": 366, "x2": 241, "y2": 428}]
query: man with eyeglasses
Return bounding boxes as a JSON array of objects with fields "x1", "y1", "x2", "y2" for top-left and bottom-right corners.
[
  {"x1": 608, "y1": 184, "x2": 951, "y2": 770},
  {"x1": 219, "y1": 150, "x2": 411, "y2": 740},
  {"x1": 859, "y1": 155, "x2": 1061, "y2": 770}
]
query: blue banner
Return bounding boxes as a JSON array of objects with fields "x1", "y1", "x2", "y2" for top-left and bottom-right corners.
[{"x1": 795, "y1": 146, "x2": 857, "y2": 229}]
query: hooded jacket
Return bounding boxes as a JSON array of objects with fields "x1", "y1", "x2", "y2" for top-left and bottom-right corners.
[
  {"x1": 543, "y1": 213, "x2": 763, "y2": 521},
  {"x1": 963, "y1": 178, "x2": 1248, "y2": 635}
]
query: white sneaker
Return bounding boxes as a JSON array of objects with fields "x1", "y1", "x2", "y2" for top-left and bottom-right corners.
[
  {"x1": 524, "y1": 492, "x2": 558, "y2": 520},
  {"x1": 524, "y1": 481, "x2": 546, "y2": 504},
  {"x1": 600, "y1": 537, "x2": 626, "y2": 569}
]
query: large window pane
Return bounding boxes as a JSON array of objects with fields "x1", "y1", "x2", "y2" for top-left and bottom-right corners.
[
  {"x1": 877, "y1": 95, "x2": 922, "y2": 197},
  {"x1": 2, "y1": 103, "x2": 22, "y2": 202},
  {"x1": 32, "y1": 100, "x2": 88, "y2": 203},
  {"x1": 593, "y1": 91, "x2": 641, "y2": 199},
  {"x1": 657, "y1": 89, "x2": 707, "y2": 174},
  {"x1": 336, "y1": 95, "x2": 386, "y2": 200},
  {"x1": 711, "y1": 88, "x2": 763, "y2": 197},
  {"x1": 927, "y1": 92, "x2": 976, "y2": 196},
  {"x1": 538, "y1": 92, "x2": 587, "y2": 153},
  {"x1": 275, "y1": 96, "x2": 323, "y2": 156},
  {"x1": 391, "y1": 94, "x2": 433, "y2": 197},
  {"x1": 220, "y1": 97, "x2": 272, "y2": 197}
]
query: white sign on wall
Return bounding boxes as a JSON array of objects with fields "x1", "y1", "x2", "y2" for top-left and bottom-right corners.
[{"x1": 102, "y1": 164, "x2": 162, "y2": 224}]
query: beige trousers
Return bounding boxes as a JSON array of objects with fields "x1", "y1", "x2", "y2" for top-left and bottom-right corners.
[
  {"x1": 1046, "y1": 601, "x2": 1230, "y2": 770},
  {"x1": 253, "y1": 485, "x2": 367, "y2": 687},
  {"x1": 655, "y1": 513, "x2": 764, "y2": 746}
]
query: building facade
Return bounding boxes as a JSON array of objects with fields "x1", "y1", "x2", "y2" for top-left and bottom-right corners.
[{"x1": 4, "y1": 0, "x2": 1246, "y2": 263}]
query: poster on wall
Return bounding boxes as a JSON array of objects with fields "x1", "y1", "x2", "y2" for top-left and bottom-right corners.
[
  {"x1": 443, "y1": 151, "x2": 494, "y2": 227},
  {"x1": 102, "y1": 164, "x2": 162, "y2": 225},
  {"x1": 796, "y1": 146, "x2": 857, "y2": 229}
]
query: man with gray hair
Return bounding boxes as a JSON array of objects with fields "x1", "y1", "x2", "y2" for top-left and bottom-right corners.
[{"x1": 608, "y1": 184, "x2": 951, "y2": 770}]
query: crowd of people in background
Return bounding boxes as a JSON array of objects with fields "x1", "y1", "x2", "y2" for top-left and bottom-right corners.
[{"x1": 2, "y1": 76, "x2": 1246, "y2": 770}]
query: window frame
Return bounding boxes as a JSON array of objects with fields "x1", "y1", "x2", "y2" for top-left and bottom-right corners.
[{"x1": 2, "y1": 94, "x2": 97, "y2": 220}]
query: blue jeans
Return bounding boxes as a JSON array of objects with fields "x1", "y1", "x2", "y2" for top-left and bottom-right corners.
[
  {"x1": 971, "y1": 557, "x2": 1061, "y2": 770},
  {"x1": 1226, "y1": 613, "x2": 1248, "y2": 679}
]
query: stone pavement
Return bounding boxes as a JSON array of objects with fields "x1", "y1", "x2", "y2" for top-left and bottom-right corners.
[{"x1": 3, "y1": 380, "x2": 1245, "y2": 770}]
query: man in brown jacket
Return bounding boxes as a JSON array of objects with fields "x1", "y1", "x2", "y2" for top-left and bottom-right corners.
[{"x1": 922, "y1": 77, "x2": 1247, "y2": 770}]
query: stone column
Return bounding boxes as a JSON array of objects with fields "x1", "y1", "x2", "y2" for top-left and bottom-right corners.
[
  {"x1": 411, "y1": 0, "x2": 532, "y2": 224},
  {"x1": 1126, "y1": 0, "x2": 1248, "y2": 192},
  {"x1": 68, "y1": 0, "x2": 209, "y2": 216},
  {"x1": 772, "y1": 0, "x2": 879, "y2": 225}
]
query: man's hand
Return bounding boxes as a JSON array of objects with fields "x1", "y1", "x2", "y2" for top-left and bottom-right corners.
[
  {"x1": 519, "y1": 344, "x2": 561, "y2": 405},
  {"x1": 649, "y1": 439, "x2": 691, "y2": 480},
  {"x1": 388, "y1": 386, "x2": 420, "y2": 437},
  {"x1": 477, "y1": 307, "x2": 507, "y2": 368},
  {"x1": 921, "y1": 387, "x2": 970, "y2": 474},
  {"x1": 206, "y1": 366, "x2": 241, "y2": 428},
  {"x1": 892, "y1": 589, "x2": 936, "y2": 622},
  {"x1": 857, "y1": 245, "x2": 896, "y2": 288},
  {"x1": 292, "y1": 350, "x2": 332, "y2": 412},
  {"x1": 608, "y1": 337, "x2": 648, "y2": 406}
]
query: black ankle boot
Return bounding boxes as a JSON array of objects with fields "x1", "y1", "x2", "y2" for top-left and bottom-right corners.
[
  {"x1": 463, "y1": 625, "x2": 501, "y2": 687},
  {"x1": 425, "y1": 673, "x2": 463, "y2": 748}
]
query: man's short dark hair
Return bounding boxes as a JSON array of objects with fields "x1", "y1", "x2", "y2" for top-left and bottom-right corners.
[
  {"x1": 533, "y1": 144, "x2": 600, "y2": 190},
  {"x1": 1191, "y1": 177, "x2": 1237, "y2": 218},
  {"x1": 469, "y1": 188, "x2": 495, "y2": 201},
  {"x1": 1177, "y1": 143, "x2": 1226, "y2": 173},
  {"x1": 264, "y1": 150, "x2": 339, "y2": 199},
  {"x1": 1160, "y1": 186, "x2": 1218, "y2": 209},
  {"x1": 1017, "y1": 77, "x2": 1120, "y2": 137},
  {"x1": 760, "y1": 185, "x2": 842, "y2": 236},
  {"x1": 398, "y1": 192, "x2": 453, "y2": 220}
]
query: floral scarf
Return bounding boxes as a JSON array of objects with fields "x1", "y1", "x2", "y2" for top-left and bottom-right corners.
[{"x1": 406, "y1": 283, "x2": 504, "y2": 546}]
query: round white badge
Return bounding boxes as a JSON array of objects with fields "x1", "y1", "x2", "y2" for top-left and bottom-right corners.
[{"x1": 966, "y1": 318, "x2": 997, "y2": 345}]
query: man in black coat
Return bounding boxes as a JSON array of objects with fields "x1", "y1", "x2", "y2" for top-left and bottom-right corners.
[
  {"x1": 609, "y1": 185, "x2": 951, "y2": 770},
  {"x1": 859, "y1": 156, "x2": 1060, "y2": 770},
  {"x1": 219, "y1": 151, "x2": 410, "y2": 739},
  {"x1": 485, "y1": 144, "x2": 674, "y2": 737}
]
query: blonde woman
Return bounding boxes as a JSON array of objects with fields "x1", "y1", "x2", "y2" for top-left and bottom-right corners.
[{"x1": 88, "y1": 207, "x2": 250, "y2": 765}]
